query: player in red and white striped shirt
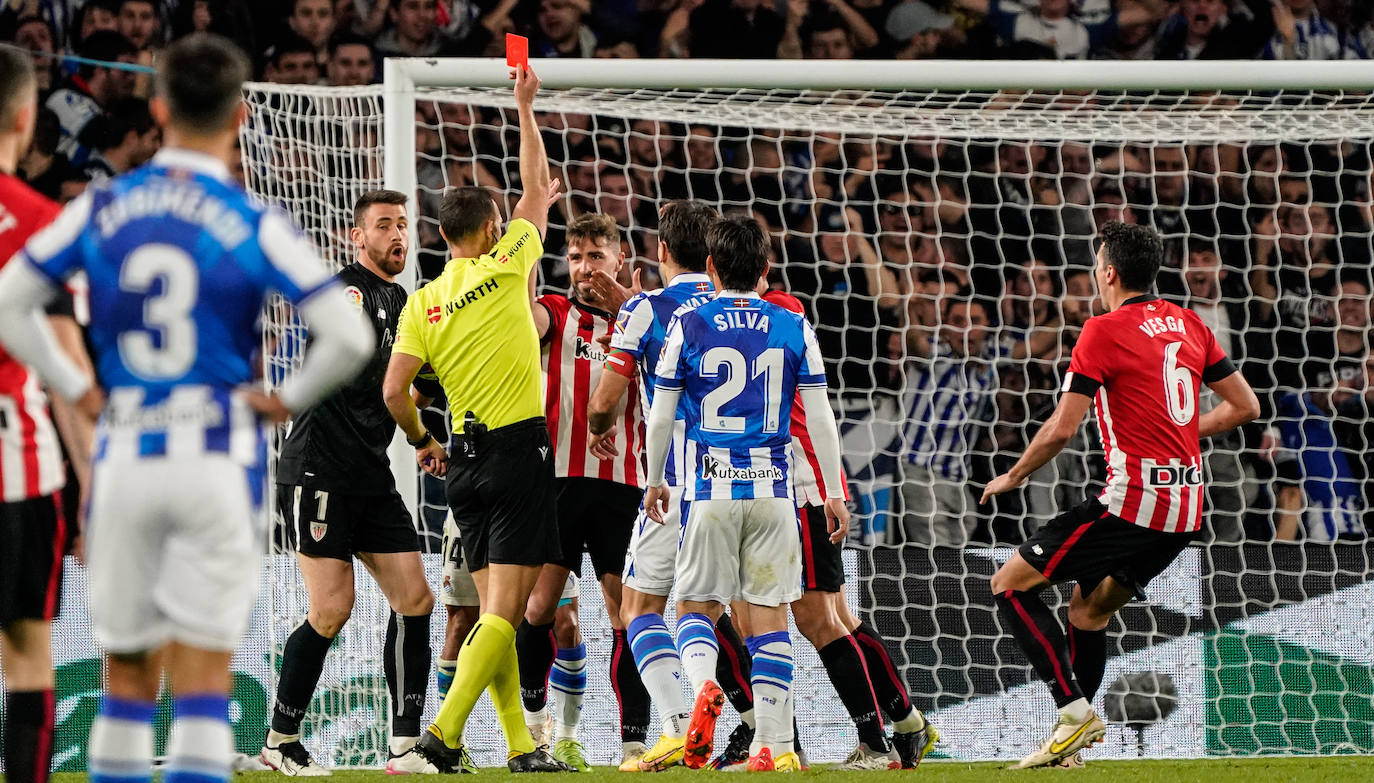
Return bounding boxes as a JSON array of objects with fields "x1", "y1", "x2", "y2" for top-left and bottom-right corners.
[
  {"x1": 0, "y1": 47, "x2": 98, "y2": 783},
  {"x1": 981, "y1": 223, "x2": 1259, "y2": 769},
  {"x1": 525, "y1": 213, "x2": 649, "y2": 763},
  {"x1": 762, "y1": 287, "x2": 937, "y2": 770}
]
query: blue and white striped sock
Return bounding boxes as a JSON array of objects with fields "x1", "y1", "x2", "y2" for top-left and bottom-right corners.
[
  {"x1": 436, "y1": 658, "x2": 457, "y2": 700},
  {"x1": 628, "y1": 613, "x2": 690, "y2": 736},
  {"x1": 675, "y1": 612, "x2": 720, "y2": 697},
  {"x1": 747, "y1": 632, "x2": 794, "y2": 755},
  {"x1": 550, "y1": 643, "x2": 586, "y2": 741},
  {"x1": 164, "y1": 694, "x2": 233, "y2": 783},
  {"x1": 88, "y1": 696, "x2": 154, "y2": 783}
]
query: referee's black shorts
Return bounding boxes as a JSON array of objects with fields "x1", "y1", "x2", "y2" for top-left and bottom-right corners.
[
  {"x1": 444, "y1": 417, "x2": 560, "y2": 572},
  {"x1": 799, "y1": 503, "x2": 845, "y2": 593}
]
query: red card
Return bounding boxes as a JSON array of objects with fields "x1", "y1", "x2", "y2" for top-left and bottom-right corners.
[{"x1": 506, "y1": 33, "x2": 529, "y2": 69}]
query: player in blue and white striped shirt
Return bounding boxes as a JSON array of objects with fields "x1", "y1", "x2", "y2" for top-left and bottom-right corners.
[
  {"x1": 642, "y1": 216, "x2": 848, "y2": 772},
  {"x1": 0, "y1": 35, "x2": 371, "y2": 783}
]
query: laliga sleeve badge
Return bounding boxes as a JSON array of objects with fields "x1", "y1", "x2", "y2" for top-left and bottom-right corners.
[{"x1": 344, "y1": 286, "x2": 364, "y2": 308}]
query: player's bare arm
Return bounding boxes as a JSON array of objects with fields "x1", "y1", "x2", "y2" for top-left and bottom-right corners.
[
  {"x1": 384, "y1": 351, "x2": 449, "y2": 476},
  {"x1": 587, "y1": 369, "x2": 631, "y2": 459},
  {"x1": 1197, "y1": 371, "x2": 1260, "y2": 439},
  {"x1": 981, "y1": 391, "x2": 1094, "y2": 504}
]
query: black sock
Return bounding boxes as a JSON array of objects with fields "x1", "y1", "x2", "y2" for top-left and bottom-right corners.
[
  {"x1": 713, "y1": 613, "x2": 753, "y2": 714},
  {"x1": 994, "y1": 589, "x2": 1083, "y2": 708},
  {"x1": 515, "y1": 619, "x2": 556, "y2": 712},
  {"x1": 818, "y1": 637, "x2": 890, "y2": 751},
  {"x1": 385, "y1": 611, "x2": 431, "y2": 738},
  {"x1": 1068, "y1": 624, "x2": 1108, "y2": 702},
  {"x1": 272, "y1": 619, "x2": 335, "y2": 734},
  {"x1": 611, "y1": 628, "x2": 650, "y2": 744},
  {"x1": 851, "y1": 620, "x2": 914, "y2": 723},
  {"x1": 4, "y1": 690, "x2": 54, "y2": 783}
]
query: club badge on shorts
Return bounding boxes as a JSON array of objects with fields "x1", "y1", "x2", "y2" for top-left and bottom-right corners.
[{"x1": 310, "y1": 522, "x2": 328, "y2": 541}]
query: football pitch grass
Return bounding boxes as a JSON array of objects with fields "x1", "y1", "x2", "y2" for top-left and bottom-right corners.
[{"x1": 50, "y1": 757, "x2": 1374, "y2": 783}]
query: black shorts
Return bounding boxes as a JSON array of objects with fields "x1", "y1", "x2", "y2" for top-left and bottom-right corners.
[
  {"x1": 1018, "y1": 498, "x2": 1199, "y2": 598},
  {"x1": 0, "y1": 493, "x2": 69, "y2": 630},
  {"x1": 552, "y1": 477, "x2": 641, "y2": 578},
  {"x1": 444, "y1": 418, "x2": 560, "y2": 572},
  {"x1": 278, "y1": 484, "x2": 420, "y2": 561},
  {"x1": 799, "y1": 503, "x2": 845, "y2": 593}
]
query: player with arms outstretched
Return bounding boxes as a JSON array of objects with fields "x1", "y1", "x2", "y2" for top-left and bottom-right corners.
[
  {"x1": 0, "y1": 34, "x2": 372, "y2": 783},
  {"x1": 981, "y1": 222, "x2": 1260, "y2": 769},
  {"x1": 643, "y1": 216, "x2": 849, "y2": 772}
]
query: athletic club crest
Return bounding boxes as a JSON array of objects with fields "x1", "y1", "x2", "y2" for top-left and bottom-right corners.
[{"x1": 310, "y1": 522, "x2": 328, "y2": 541}]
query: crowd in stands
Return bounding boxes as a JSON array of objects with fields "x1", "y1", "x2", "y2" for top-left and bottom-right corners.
[{"x1": 2, "y1": 0, "x2": 1371, "y2": 548}]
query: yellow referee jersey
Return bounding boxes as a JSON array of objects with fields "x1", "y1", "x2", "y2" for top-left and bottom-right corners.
[{"x1": 393, "y1": 218, "x2": 544, "y2": 433}]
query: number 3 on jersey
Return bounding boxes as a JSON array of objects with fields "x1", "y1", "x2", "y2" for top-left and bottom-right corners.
[
  {"x1": 1162, "y1": 341, "x2": 1195, "y2": 425},
  {"x1": 699, "y1": 346, "x2": 784, "y2": 434},
  {"x1": 118, "y1": 244, "x2": 199, "y2": 379}
]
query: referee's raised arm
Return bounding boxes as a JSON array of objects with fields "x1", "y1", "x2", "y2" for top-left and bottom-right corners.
[{"x1": 510, "y1": 64, "x2": 552, "y2": 240}]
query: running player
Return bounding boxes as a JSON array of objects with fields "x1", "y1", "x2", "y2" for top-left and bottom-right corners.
[
  {"x1": 0, "y1": 34, "x2": 372, "y2": 783},
  {"x1": 760, "y1": 283, "x2": 938, "y2": 770},
  {"x1": 0, "y1": 44, "x2": 96, "y2": 783},
  {"x1": 263, "y1": 190, "x2": 435, "y2": 775},
  {"x1": 642, "y1": 216, "x2": 849, "y2": 772},
  {"x1": 523, "y1": 213, "x2": 650, "y2": 770},
  {"x1": 586, "y1": 200, "x2": 719, "y2": 771},
  {"x1": 982, "y1": 222, "x2": 1259, "y2": 769}
]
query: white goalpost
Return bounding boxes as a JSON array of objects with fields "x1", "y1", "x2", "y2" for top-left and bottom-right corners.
[{"x1": 237, "y1": 58, "x2": 1374, "y2": 767}]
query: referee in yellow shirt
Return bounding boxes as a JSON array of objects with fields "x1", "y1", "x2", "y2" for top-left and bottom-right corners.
[{"x1": 383, "y1": 63, "x2": 566, "y2": 774}]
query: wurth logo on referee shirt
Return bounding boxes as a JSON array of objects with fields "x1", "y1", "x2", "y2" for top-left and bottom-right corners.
[{"x1": 426, "y1": 306, "x2": 442, "y2": 324}]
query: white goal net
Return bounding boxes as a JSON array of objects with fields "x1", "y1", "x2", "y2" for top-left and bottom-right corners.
[{"x1": 238, "y1": 67, "x2": 1374, "y2": 766}]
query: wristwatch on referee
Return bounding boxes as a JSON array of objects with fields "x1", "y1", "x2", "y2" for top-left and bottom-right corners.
[{"x1": 408, "y1": 430, "x2": 434, "y2": 449}]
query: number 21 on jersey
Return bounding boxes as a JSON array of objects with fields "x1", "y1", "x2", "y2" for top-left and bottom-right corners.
[{"x1": 699, "y1": 346, "x2": 783, "y2": 434}]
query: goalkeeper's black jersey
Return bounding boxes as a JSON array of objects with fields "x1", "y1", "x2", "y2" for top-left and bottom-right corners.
[{"x1": 277, "y1": 262, "x2": 409, "y2": 494}]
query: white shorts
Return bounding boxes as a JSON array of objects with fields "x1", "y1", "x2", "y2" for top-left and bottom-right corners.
[
  {"x1": 440, "y1": 512, "x2": 479, "y2": 608},
  {"x1": 560, "y1": 571, "x2": 577, "y2": 604},
  {"x1": 622, "y1": 485, "x2": 685, "y2": 597},
  {"x1": 675, "y1": 497, "x2": 802, "y2": 607},
  {"x1": 85, "y1": 456, "x2": 262, "y2": 653}
]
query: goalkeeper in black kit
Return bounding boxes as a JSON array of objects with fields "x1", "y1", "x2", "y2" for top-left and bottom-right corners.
[{"x1": 262, "y1": 190, "x2": 437, "y2": 775}]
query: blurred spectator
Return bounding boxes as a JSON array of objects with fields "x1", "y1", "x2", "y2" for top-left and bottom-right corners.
[
  {"x1": 687, "y1": 0, "x2": 786, "y2": 58},
  {"x1": 886, "y1": 0, "x2": 956, "y2": 59},
  {"x1": 325, "y1": 30, "x2": 376, "y2": 85},
  {"x1": 1273, "y1": 387, "x2": 1367, "y2": 541},
  {"x1": 263, "y1": 33, "x2": 320, "y2": 83},
  {"x1": 533, "y1": 0, "x2": 596, "y2": 57},
  {"x1": 169, "y1": 0, "x2": 256, "y2": 55},
  {"x1": 19, "y1": 107, "x2": 85, "y2": 201},
  {"x1": 1155, "y1": 0, "x2": 1275, "y2": 59},
  {"x1": 80, "y1": 96, "x2": 158, "y2": 182},
  {"x1": 375, "y1": 0, "x2": 447, "y2": 57},
  {"x1": 779, "y1": 0, "x2": 878, "y2": 59},
  {"x1": 899, "y1": 293, "x2": 1000, "y2": 546},
  {"x1": 45, "y1": 29, "x2": 137, "y2": 165},
  {"x1": 594, "y1": 33, "x2": 639, "y2": 57},
  {"x1": 287, "y1": 0, "x2": 336, "y2": 63},
  {"x1": 1264, "y1": 0, "x2": 1341, "y2": 60},
  {"x1": 14, "y1": 15, "x2": 59, "y2": 94},
  {"x1": 117, "y1": 0, "x2": 161, "y2": 50},
  {"x1": 73, "y1": 0, "x2": 121, "y2": 48}
]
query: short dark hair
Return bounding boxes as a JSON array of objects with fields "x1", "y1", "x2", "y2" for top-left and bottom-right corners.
[
  {"x1": 567, "y1": 213, "x2": 620, "y2": 247},
  {"x1": 0, "y1": 45, "x2": 36, "y2": 128},
  {"x1": 156, "y1": 34, "x2": 249, "y2": 134},
  {"x1": 658, "y1": 200, "x2": 718, "y2": 273},
  {"x1": 83, "y1": 97, "x2": 153, "y2": 152},
  {"x1": 707, "y1": 216, "x2": 769, "y2": 292},
  {"x1": 438, "y1": 186, "x2": 497, "y2": 242},
  {"x1": 328, "y1": 30, "x2": 372, "y2": 58},
  {"x1": 1099, "y1": 221, "x2": 1162, "y2": 292},
  {"x1": 353, "y1": 189, "x2": 407, "y2": 226},
  {"x1": 266, "y1": 32, "x2": 316, "y2": 68},
  {"x1": 77, "y1": 30, "x2": 138, "y2": 79}
]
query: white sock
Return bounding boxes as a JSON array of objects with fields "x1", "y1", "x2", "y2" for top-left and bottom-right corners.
[
  {"x1": 523, "y1": 705, "x2": 548, "y2": 731},
  {"x1": 674, "y1": 612, "x2": 719, "y2": 695},
  {"x1": 749, "y1": 631, "x2": 794, "y2": 750},
  {"x1": 389, "y1": 735, "x2": 418, "y2": 755},
  {"x1": 164, "y1": 696, "x2": 233, "y2": 783},
  {"x1": 627, "y1": 614, "x2": 691, "y2": 733},
  {"x1": 740, "y1": 707, "x2": 756, "y2": 729},
  {"x1": 550, "y1": 643, "x2": 586, "y2": 742},
  {"x1": 893, "y1": 707, "x2": 926, "y2": 733},
  {"x1": 1059, "y1": 698, "x2": 1092, "y2": 724},
  {"x1": 88, "y1": 697, "x2": 155, "y2": 783}
]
